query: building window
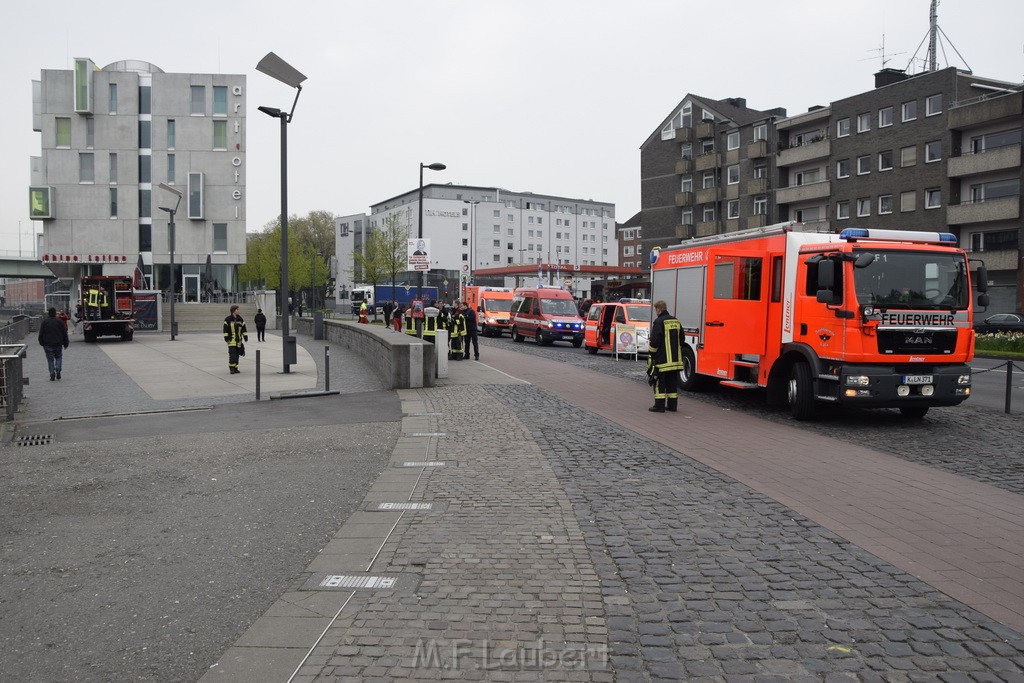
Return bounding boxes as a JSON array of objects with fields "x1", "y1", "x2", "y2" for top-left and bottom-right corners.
[
  {"x1": 971, "y1": 230, "x2": 1019, "y2": 252},
  {"x1": 900, "y1": 191, "x2": 916, "y2": 212},
  {"x1": 55, "y1": 117, "x2": 71, "y2": 147},
  {"x1": 902, "y1": 100, "x2": 917, "y2": 122},
  {"x1": 837, "y1": 118, "x2": 850, "y2": 137},
  {"x1": 79, "y1": 153, "x2": 95, "y2": 182},
  {"x1": 213, "y1": 223, "x2": 228, "y2": 252},
  {"x1": 213, "y1": 86, "x2": 228, "y2": 115},
  {"x1": 528, "y1": 216, "x2": 535, "y2": 224},
  {"x1": 109, "y1": 188, "x2": 117, "y2": 218},
  {"x1": 971, "y1": 129, "x2": 1022, "y2": 153},
  {"x1": 191, "y1": 86, "x2": 205, "y2": 115},
  {"x1": 901, "y1": 145, "x2": 916, "y2": 167},
  {"x1": 836, "y1": 158, "x2": 850, "y2": 178},
  {"x1": 727, "y1": 131, "x2": 740, "y2": 150},
  {"x1": 753, "y1": 196, "x2": 767, "y2": 215},
  {"x1": 878, "y1": 106, "x2": 893, "y2": 127},
  {"x1": 139, "y1": 85, "x2": 151, "y2": 115},
  {"x1": 138, "y1": 188, "x2": 151, "y2": 217},
  {"x1": 794, "y1": 169, "x2": 820, "y2": 186},
  {"x1": 461, "y1": 238, "x2": 468, "y2": 246},
  {"x1": 878, "y1": 150, "x2": 893, "y2": 171},
  {"x1": 138, "y1": 155, "x2": 151, "y2": 183},
  {"x1": 85, "y1": 117, "x2": 94, "y2": 148},
  {"x1": 213, "y1": 120, "x2": 227, "y2": 149},
  {"x1": 925, "y1": 93, "x2": 942, "y2": 116},
  {"x1": 857, "y1": 112, "x2": 871, "y2": 133},
  {"x1": 624, "y1": 246, "x2": 634, "y2": 256},
  {"x1": 702, "y1": 171, "x2": 715, "y2": 189},
  {"x1": 507, "y1": 213, "x2": 513, "y2": 222},
  {"x1": 753, "y1": 160, "x2": 767, "y2": 178},
  {"x1": 681, "y1": 143, "x2": 692, "y2": 160},
  {"x1": 138, "y1": 224, "x2": 152, "y2": 252},
  {"x1": 109, "y1": 153, "x2": 118, "y2": 183},
  {"x1": 925, "y1": 188, "x2": 941, "y2": 209},
  {"x1": 969, "y1": 178, "x2": 1020, "y2": 203},
  {"x1": 167, "y1": 120, "x2": 175, "y2": 149},
  {"x1": 727, "y1": 164, "x2": 740, "y2": 185},
  {"x1": 727, "y1": 199, "x2": 740, "y2": 219},
  {"x1": 836, "y1": 200, "x2": 850, "y2": 220},
  {"x1": 167, "y1": 153, "x2": 175, "y2": 183},
  {"x1": 492, "y1": 239, "x2": 501, "y2": 248},
  {"x1": 925, "y1": 140, "x2": 942, "y2": 162},
  {"x1": 139, "y1": 120, "x2": 151, "y2": 149},
  {"x1": 753, "y1": 124, "x2": 767, "y2": 141},
  {"x1": 857, "y1": 155, "x2": 871, "y2": 175},
  {"x1": 492, "y1": 209, "x2": 500, "y2": 218},
  {"x1": 878, "y1": 194, "x2": 893, "y2": 214},
  {"x1": 681, "y1": 176, "x2": 692, "y2": 192},
  {"x1": 702, "y1": 206, "x2": 716, "y2": 222},
  {"x1": 856, "y1": 197, "x2": 871, "y2": 217},
  {"x1": 681, "y1": 208, "x2": 693, "y2": 224},
  {"x1": 188, "y1": 172, "x2": 204, "y2": 219},
  {"x1": 109, "y1": 83, "x2": 118, "y2": 114}
]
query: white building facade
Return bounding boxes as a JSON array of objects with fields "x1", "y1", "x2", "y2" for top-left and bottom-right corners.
[
  {"x1": 30, "y1": 58, "x2": 246, "y2": 300},
  {"x1": 335, "y1": 184, "x2": 616, "y2": 306}
]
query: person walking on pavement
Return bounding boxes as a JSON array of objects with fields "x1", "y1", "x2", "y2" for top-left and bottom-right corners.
[
  {"x1": 223, "y1": 304, "x2": 248, "y2": 374},
  {"x1": 358, "y1": 301, "x2": 369, "y2": 324},
  {"x1": 647, "y1": 300, "x2": 684, "y2": 413},
  {"x1": 253, "y1": 308, "x2": 267, "y2": 342},
  {"x1": 392, "y1": 304, "x2": 403, "y2": 332},
  {"x1": 461, "y1": 301, "x2": 479, "y2": 360},
  {"x1": 38, "y1": 307, "x2": 69, "y2": 381},
  {"x1": 382, "y1": 300, "x2": 394, "y2": 329}
]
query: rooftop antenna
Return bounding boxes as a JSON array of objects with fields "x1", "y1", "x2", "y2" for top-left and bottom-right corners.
[
  {"x1": 905, "y1": 0, "x2": 972, "y2": 73},
  {"x1": 860, "y1": 34, "x2": 906, "y2": 69}
]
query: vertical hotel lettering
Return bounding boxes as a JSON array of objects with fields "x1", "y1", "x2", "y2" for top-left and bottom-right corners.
[{"x1": 232, "y1": 84, "x2": 243, "y2": 219}]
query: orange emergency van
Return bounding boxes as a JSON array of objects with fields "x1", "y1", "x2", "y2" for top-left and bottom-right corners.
[
  {"x1": 650, "y1": 221, "x2": 988, "y2": 419},
  {"x1": 509, "y1": 287, "x2": 585, "y2": 347},
  {"x1": 583, "y1": 299, "x2": 653, "y2": 355},
  {"x1": 463, "y1": 286, "x2": 515, "y2": 337}
]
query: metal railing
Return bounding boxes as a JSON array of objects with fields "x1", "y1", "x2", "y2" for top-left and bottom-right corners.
[
  {"x1": 973, "y1": 360, "x2": 1024, "y2": 413},
  {"x1": 1, "y1": 343, "x2": 28, "y2": 420}
]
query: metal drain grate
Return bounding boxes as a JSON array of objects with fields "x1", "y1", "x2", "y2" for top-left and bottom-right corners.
[{"x1": 15, "y1": 434, "x2": 54, "y2": 447}]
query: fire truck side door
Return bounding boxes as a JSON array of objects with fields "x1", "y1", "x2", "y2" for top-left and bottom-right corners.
[{"x1": 701, "y1": 251, "x2": 769, "y2": 373}]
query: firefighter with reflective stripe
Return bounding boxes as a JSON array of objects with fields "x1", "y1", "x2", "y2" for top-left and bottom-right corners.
[
  {"x1": 404, "y1": 310, "x2": 417, "y2": 336},
  {"x1": 223, "y1": 304, "x2": 248, "y2": 374},
  {"x1": 86, "y1": 286, "x2": 101, "y2": 320},
  {"x1": 448, "y1": 305, "x2": 466, "y2": 360},
  {"x1": 422, "y1": 303, "x2": 439, "y2": 343},
  {"x1": 97, "y1": 287, "x2": 110, "y2": 318},
  {"x1": 647, "y1": 300, "x2": 684, "y2": 413}
]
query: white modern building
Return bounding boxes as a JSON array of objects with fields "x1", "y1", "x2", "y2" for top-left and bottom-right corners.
[
  {"x1": 336, "y1": 184, "x2": 616, "y2": 306},
  {"x1": 30, "y1": 58, "x2": 247, "y2": 300}
]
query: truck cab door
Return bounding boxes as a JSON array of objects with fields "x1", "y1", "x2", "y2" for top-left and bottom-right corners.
[{"x1": 701, "y1": 251, "x2": 769, "y2": 377}]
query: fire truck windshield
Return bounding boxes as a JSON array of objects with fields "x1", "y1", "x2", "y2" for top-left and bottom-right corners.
[
  {"x1": 852, "y1": 250, "x2": 968, "y2": 310},
  {"x1": 485, "y1": 299, "x2": 514, "y2": 312},
  {"x1": 540, "y1": 299, "x2": 580, "y2": 316}
]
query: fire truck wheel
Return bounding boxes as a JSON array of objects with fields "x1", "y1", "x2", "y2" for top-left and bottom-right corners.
[
  {"x1": 787, "y1": 361, "x2": 817, "y2": 420},
  {"x1": 571, "y1": 337, "x2": 583, "y2": 348},
  {"x1": 535, "y1": 330, "x2": 547, "y2": 346},
  {"x1": 512, "y1": 327, "x2": 524, "y2": 342},
  {"x1": 679, "y1": 347, "x2": 701, "y2": 391},
  {"x1": 899, "y1": 406, "x2": 929, "y2": 419},
  {"x1": 586, "y1": 344, "x2": 598, "y2": 355}
]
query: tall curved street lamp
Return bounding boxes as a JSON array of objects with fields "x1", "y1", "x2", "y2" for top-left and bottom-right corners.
[
  {"x1": 256, "y1": 52, "x2": 307, "y2": 373},
  {"x1": 417, "y1": 162, "x2": 446, "y2": 335},
  {"x1": 158, "y1": 182, "x2": 182, "y2": 341},
  {"x1": 462, "y1": 199, "x2": 479, "y2": 299}
]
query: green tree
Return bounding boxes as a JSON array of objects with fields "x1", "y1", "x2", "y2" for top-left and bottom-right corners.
[
  {"x1": 239, "y1": 211, "x2": 336, "y2": 304},
  {"x1": 354, "y1": 230, "x2": 390, "y2": 320}
]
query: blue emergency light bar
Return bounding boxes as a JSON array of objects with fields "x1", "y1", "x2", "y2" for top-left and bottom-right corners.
[{"x1": 839, "y1": 228, "x2": 957, "y2": 244}]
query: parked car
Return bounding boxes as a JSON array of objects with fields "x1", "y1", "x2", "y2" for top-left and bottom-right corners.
[{"x1": 974, "y1": 313, "x2": 1024, "y2": 334}]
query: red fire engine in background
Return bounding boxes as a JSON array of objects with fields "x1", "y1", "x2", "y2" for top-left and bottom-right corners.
[
  {"x1": 79, "y1": 275, "x2": 136, "y2": 342},
  {"x1": 650, "y1": 222, "x2": 988, "y2": 419}
]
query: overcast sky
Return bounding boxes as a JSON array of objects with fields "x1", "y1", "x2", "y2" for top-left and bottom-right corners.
[{"x1": 2, "y1": 0, "x2": 1022, "y2": 256}]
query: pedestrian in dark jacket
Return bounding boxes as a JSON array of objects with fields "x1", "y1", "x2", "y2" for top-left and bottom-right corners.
[
  {"x1": 254, "y1": 309, "x2": 267, "y2": 341},
  {"x1": 382, "y1": 301, "x2": 394, "y2": 329},
  {"x1": 38, "y1": 307, "x2": 70, "y2": 381},
  {"x1": 461, "y1": 302, "x2": 479, "y2": 360}
]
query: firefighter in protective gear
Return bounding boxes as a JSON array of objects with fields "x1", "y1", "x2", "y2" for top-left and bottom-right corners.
[
  {"x1": 404, "y1": 310, "x2": 417, "y2": 336},
  {"x1": 358, "y1": 302, "x2": 369, "y2": 324},
  {"x1": 97, "y1": 287, "x2": 110, "y2": 319},
  {"x1": 85, "y1": 286, "x2": 101, "y2": 320},
  {"x1": 223, "y1": 304, "x2": 249, "y2": 374},
  {"x1": 422, "y1": 302, "x2": 439, "y2": 343},
  {"x1": 647, "y1": 300, "x2": 684, "y2": 412},
  {"x1": 448, "y1": 305, "x2": 466, "y2": 360}
]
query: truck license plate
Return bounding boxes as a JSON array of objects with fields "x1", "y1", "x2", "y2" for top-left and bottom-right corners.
[{"x1": 902, "y1": 375, "x2": 933, "y2": 384}]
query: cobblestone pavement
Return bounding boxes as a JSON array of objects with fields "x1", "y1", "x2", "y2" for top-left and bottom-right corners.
[
  {"x1": 488, "y1": 383, "x2": 1024, "y2": 681},
  {"x1": 480, "y1": 337, "x2": 1024, "y2": 496}
]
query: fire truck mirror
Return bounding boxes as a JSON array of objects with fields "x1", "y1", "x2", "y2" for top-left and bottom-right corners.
[
  {"x1": 975, "y1": 266, "x2": 989, "y2": 292},
  {"x1": 816, "y1": 289, "x2": 839, "y2": 305},
  {"x1": 816, "y1": 259, "x2": 836, "y2": 290},
  {"x1": 977, "y1": 293, "x2": 990, "y2": 309}
]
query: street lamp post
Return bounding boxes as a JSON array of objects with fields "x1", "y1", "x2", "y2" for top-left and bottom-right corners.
[
  {"x1": 462, "y1": 200, "x2": 479, "y2": 299},
  {"x1": 417, "y1": 162, "x2": 446, "y2": 335},
  {"x1": 256, "y1": 52, "x2": 307, "y2": 374},
  {"x1": 158, "y1": 183, "x2": 182, "y2": 341}
]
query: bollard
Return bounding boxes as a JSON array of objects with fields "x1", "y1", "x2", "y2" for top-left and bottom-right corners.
[
  {"x1": 1006, "y1": 361, "x2": 1013, "y2": 414},
  {"x1": 324, "y1": 345, "x2": 330, "y2": 392},
  {"x1": 256, "y1": 349, "x2": 261, "y2": 400}
]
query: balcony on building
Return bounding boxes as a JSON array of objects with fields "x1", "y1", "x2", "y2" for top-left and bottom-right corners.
[
  {"x1": 695, "y1": 186, "x2": 720, "y2": 204},
  {"x1": 775, "y1": 179, "x2": 831, "y2": 205},
  {"x1": 675, "y1": 191, "x2": 694, "y2": 207},
  {"x1": 948, "y1": 144, "x2": 1022, "y2": 178},
  {"x1": 675, "y1": 223, "x2": 695, "y2": 240},
  {"x1": 675, "y1": 158, "x2": 694, "y2": 175},
  {"x1": 674, "y1": 127, "x2": 694, "y2": 143},
  {"x1": 948, "y1": 90, "x2": 1023, "y2": 130},
  {"x1": 745, "y1": 214, "x2": 768, "y2": 229},
  {"x1": 797, "y1": 217, "x2": 832, "y2": 233},
  {"x1": 695, "y1": 219, "x2": 720, "y2": 237},
  {"x1": 746, "y1": 139, "x2": 768, "y2": 159},
  {"x1": 694, "y1": 152, "x2": 721, "y2": 171},
  {"x1": 965, "y1": 247, "x2": 1019, "y2": 271},
  {"x1": 696, "y1": 121, "x2": 715, "y2": 139},
  {"x1": 947, "y1": 196, "x2": 1020, "y2": 225},
  {"x1": 746, "y1": 177, "x2": 769, "y2": 194},
  {"x1": 777, "y1": 137, "x2": 831, "y2": 167}
]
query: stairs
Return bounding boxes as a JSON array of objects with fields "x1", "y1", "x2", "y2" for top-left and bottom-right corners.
[{"x1": 160, "y1": 303, "x2": 264, "y2": 333}]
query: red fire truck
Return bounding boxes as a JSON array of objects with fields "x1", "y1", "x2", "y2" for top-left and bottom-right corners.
[
  {"x1": 79, "y1": 275, "x2": 136, "y2": 342},
  {"x1": 650, "y1": 222, "x2": 988, "y2": 419}
]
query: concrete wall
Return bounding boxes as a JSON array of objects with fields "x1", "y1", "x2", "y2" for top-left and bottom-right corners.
[{"x1": 293, "y1": 317, "x2": 435, "y2": 390}]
